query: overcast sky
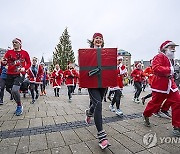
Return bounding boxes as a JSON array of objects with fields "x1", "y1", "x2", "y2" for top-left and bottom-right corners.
[{"x1": 1, "y1": 0, "x2": 180, "y2": 63}]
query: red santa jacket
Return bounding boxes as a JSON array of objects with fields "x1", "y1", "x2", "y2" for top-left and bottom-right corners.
[
  {"x1": 131, "y1": 68, "x2": 144, "y2": 82},
  {"x1": 3, "y1": 49, "x2": 31, "y2": 75},
  {"x1": 143, "y1": 66, "x2": 154, "y2": 86},
  {"x1": 151, "y1": 53, "x2": 178, "y2": 94},
  {"x1": 117, "y1": 64, "x2": 127, "y2": 88},
  {"x1": 27, "y1": 65, "x2": 44, "y2": 84},
  {"x1": 51, "y1": 69, "x2": 64, "y2": 88},
  {"x1": 64, "y1": 69, "x2": 79, "y2": 86}
]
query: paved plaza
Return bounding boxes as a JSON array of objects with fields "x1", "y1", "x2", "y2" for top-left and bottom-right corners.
[{"x1": 0, "y1": 85, "x2": 179, "y2": 154}]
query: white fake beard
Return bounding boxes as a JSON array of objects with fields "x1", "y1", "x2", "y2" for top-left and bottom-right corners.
[{"x1": 165, "y1": 49, "x2": 175, "y2": 59}]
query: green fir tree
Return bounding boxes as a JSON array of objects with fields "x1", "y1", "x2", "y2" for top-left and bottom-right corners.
[{"x1": 52, "y1": 27, "x2": 75, "y2": 71}]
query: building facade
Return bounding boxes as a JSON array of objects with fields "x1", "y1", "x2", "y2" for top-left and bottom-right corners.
[{"x1": 0, "y1": 48, "x2": 7, "y2": 60}]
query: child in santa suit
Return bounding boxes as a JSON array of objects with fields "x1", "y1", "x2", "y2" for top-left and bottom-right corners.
[
  {"x1": 27, "y1": 57, "x2": 43, "y2": 103},
  {"x1": 51, "y1": 64, "x2": 63, "y2": 97},
  {"x1": 109, "y1": 55, "x2": 127, "y2": 116},
  {"x1": 63, "y1": 63, "x2": 79, "y2": 101},
  {"x1": 142, "y1": 40, "x2": 180, "y2": 137},
  {"x1": 131, "y1": 62, "x2": 144, "y2": 103}
]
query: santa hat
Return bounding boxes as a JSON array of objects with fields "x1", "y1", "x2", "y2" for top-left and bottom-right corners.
[
  {"x1": 12, "y1": 38, "x2": 22, "y2": 45},
  {"x1": 160, "y1": 40, "x2": 179, "y2": 51},
  {"x1": 117, "y1": 56, "x2": 123, "y2": 60},
  {"x1": 93, "y1": 33, "x2": 103, "y2": 39},
  {"x1": 135, "y1": 62, "x2": 141, "y2": 68}
]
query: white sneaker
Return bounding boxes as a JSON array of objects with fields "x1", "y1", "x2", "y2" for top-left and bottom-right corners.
[
  {"x1": 158, "y1": 111, "x2": 171, "y2": 119},
  {"x1": 116, "y1": 109, "x2": 123, "y2": 116},
  {"x1": 109, "y1": 104, "x2": 115, "y2": 112},
  {"x1": 134, "y1": 98, "x2": 140, "y2": 104}
]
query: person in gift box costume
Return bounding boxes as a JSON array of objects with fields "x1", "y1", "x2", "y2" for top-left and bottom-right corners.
[
  {"x1": 51, "y1": 64, "x2": 63, "y2": 97},
  {"x1": 85, "y1": 33, "x2": 111, "y2": 149},
  {"x1": 142, "y1": 40, "x2": 180, "y2": 137}
]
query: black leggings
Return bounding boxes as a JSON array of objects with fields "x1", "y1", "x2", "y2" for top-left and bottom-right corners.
[
  {"x1": 67, "y1": 86, "x2": 74, "y2": 99},
  {"x1": 111, "y1": 89, "x2": 122, "y2": 109},
  {"x1": 29, "y1": 83, "x2": 39, "y2": 100},
  {"x1": 134, "y1": 81, "x2": 142, "y2": 99},
  {"x1": 88, "y1": 88, "x2": 106, "y2": 132}
]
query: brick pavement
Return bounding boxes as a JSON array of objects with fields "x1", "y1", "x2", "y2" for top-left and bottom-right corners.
[{"x1": 0, "y1": 85, "x2": 179, "y2": 154}]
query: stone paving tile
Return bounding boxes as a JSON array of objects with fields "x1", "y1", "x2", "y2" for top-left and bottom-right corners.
[
  {"x1": 46, "y1": 132, "x2": 65, "y2": 148},
  {"x1": 30, "y1": 149, "x2": 51, "y2": 154},
  {"x1": 29, "y1": 134, "x2": 48, "y2": 152},
  {"x1": 103, "y1": 124, "x2": 120, "y2": 137},
  {"x1": 29, "y1": 118, "x2": 42, "y2": 128},
  {"x1": 15, "y1": 119, "x2": 30, "y2": 129},
  {"x1": 16, "y1": 136, "x2": 29, "y2": 153},
  {"x1": 85, "y1": 139, "x2": 112, "y2": 154},
  {"x1": 46, "y1": 110, "x2": 57, "y2": 117},
  {"x1": 0, "y1": 146, "x2": 17, "y2": 154},
  {"x1": 35, "y1": 111, "x2": 47, "y2": 118},
  {"x1": 51, "y1": 146, "x2": 72, "y2": 154},
  {"x1": 61, "y1": 129, "x2": 81, "y2": 145},
  {"x1": 74, "y1": 127, "x2": 95, "y2": 141},
  {"x1": 0, "y1": 112, "x2": 14, "y2": 121},
  {"x1": 25, "y1": 111, "x2": 36, "y2": 119},
  {"x1": 63, "y1": 114, "x2": 77, "y2": 123},
  {"x1": 56, "y1": 109, "x2": 68, "y2": 116},
  {"x1": 70, "y1": 142, "x2": 92, "y2": 154},
  {"x1": 0, "y1": 120, "x2": 17, "y2": 131},
  {"x1": 108, "y1": 137, "x2": 133, "y2": 154},
  {"x1": 158, "y1": 143, "x2": 180, "y2": 153},
  {"x1": 53, "y1": 115, "x2": 67, "y2": 124},
  {"x1": 107, "y1": 122, "x2": 130, "y2": 134},
  {"x1": 111, "y1": 133, "x2": 145, "y2": 153},
  {"x1": 0, "y1": 137, "x2": 20, "y2": 147},
  {"x1": 73, "y1": 113, "x2": 86, "y2": 121},
  {"x1": 42, "y1": 117, "x2": 55, "y2": 126},
  {"x1": 147, "y1": 146, "x2": 171, "y2": 154},
  {"x1": 135, "y1": 150, "x2": 153, "y2": 154}
]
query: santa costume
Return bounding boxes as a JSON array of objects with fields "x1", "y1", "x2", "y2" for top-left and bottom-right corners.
[
  {"x1": 51, "y1": 64, "x2": 63, "y2": 97},
  {"x1": 109, "y1": 55, "x2": 127, "y2": 116},
  {"x1": 142, "y1": 40, "x2": 180, "y2": 136}
]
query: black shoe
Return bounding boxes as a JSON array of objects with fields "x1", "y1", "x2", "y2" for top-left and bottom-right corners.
[
  {"x1": 141, "y1": 97, "x2": 145, "y2": 105},
  {"x1": 142, "y1": 114, "x2": 150, "y2": 127},
  {"x1": 104, "y1": 98, "x2": 107, "y2": 102},
  {"x1": 31, "y1": 99, "x2": 35, "y2": 104},
  {"x1": 35, "y1": 93, "x2": 39, "y2": 99},
  {"x1": 107, "y1": 96, "x2": 111, "y2": 101},
  {"x1": 57, "y1": 93, "x2": 59, "y2": 97},
  {"x1": 0, "y1": 99, "x2": 3, "y2": 105},
  {"x1": 172, "y1": 127, "x2": 180, "y2": 137},
  {"x1": 10, "y1": 95, "x2": 13, "y2": 100}
]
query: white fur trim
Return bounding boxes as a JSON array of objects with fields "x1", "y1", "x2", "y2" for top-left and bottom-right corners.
[{"x1": 163, "y1": 42, "x2": 179, "y2": 50}]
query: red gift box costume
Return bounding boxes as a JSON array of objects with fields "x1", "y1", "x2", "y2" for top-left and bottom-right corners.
[{"x1": 78, "y1": 48, "x2": 117, "y2": 88}]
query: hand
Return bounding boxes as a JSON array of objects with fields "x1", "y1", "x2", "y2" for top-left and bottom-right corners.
[{"x1": 20, "y1": 67, "x2": 25, "y2": 72}]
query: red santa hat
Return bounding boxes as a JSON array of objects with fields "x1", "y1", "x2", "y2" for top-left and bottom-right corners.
[
  {"x1": 117, "y1": 56, "x2": 123, "y2": 60},
  {"x1": 93, "y1": 33, "x2": 103, "y2": 39},
  {"x1": 135, "y1": 62, "x2": 141, "y2": 68},
  {"x1": 160, "y1": 40, "x2": 179, "y2": 51},
  {"x1": 12, "y1": 38, "x2": 22, "y2": 45}
]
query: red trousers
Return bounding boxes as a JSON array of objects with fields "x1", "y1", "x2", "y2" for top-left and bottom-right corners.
[{"x1": 143, "y1": 90, "x2": 180, "y2": 127}]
